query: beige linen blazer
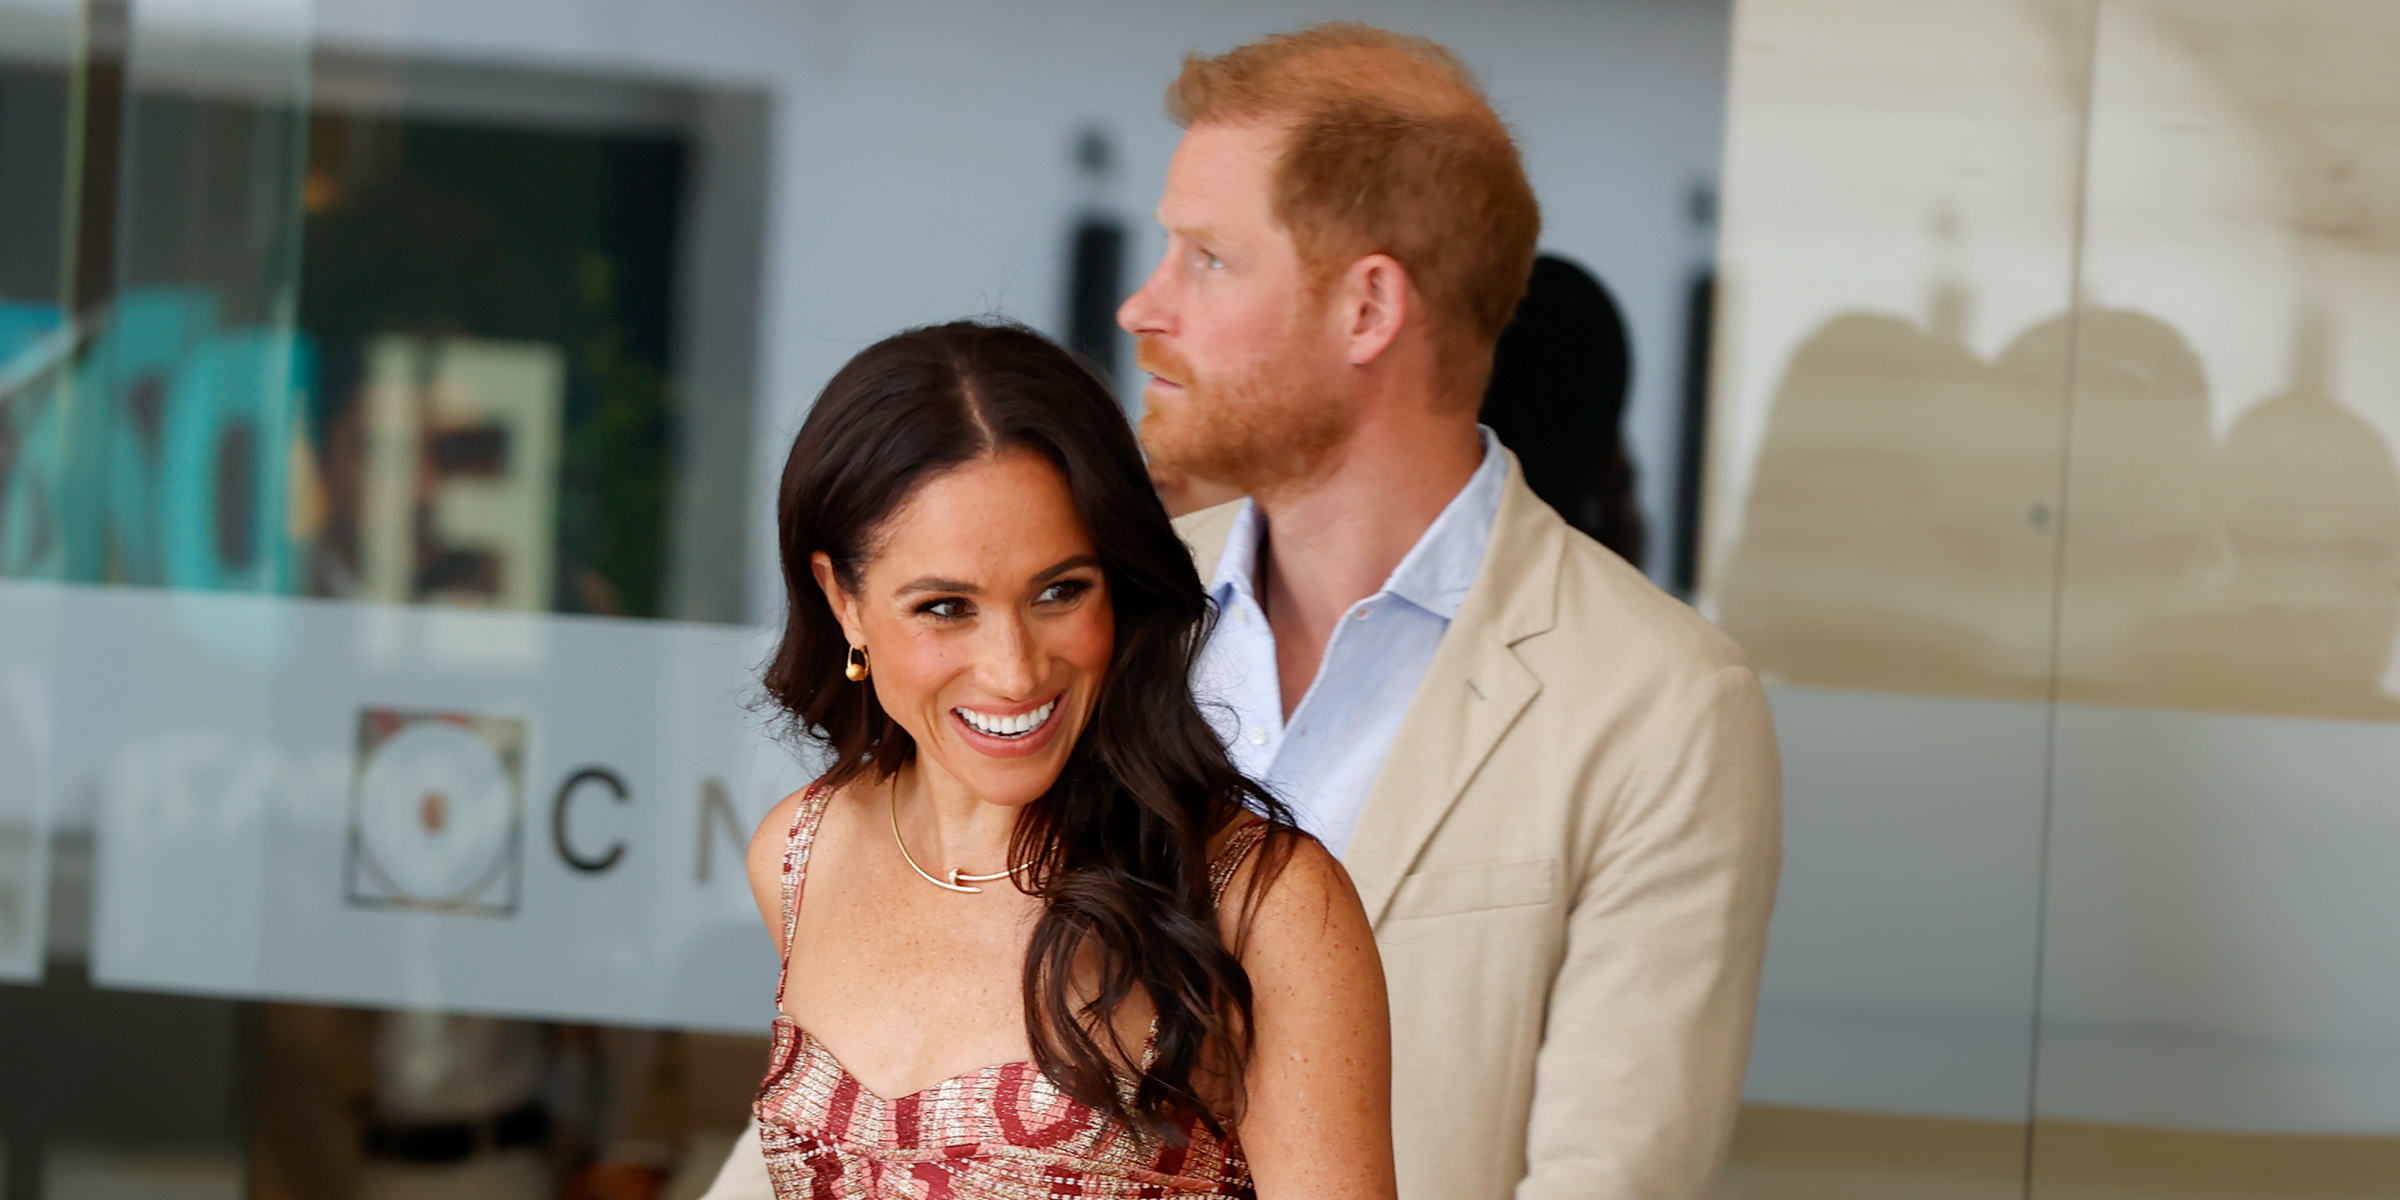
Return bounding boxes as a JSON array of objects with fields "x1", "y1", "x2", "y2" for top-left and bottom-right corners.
[
  {"x1": 699, "y1": 455, "x2": 1778, "y2": 1200},
  {"x1": 1178, "y1": 457, "x2": 1780, "y2": 1200}
]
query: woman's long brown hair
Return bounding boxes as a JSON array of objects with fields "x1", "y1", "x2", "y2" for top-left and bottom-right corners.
[{"x1": 762, "y1": 320, "x2": 1295, "y2": 1137}]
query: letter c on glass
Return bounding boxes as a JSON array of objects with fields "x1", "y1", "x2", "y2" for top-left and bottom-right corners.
[{"x1": 552, "y1": 766, "x2": 629, "y2": 874}]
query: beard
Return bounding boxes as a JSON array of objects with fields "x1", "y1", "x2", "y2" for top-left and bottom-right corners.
[{"x1": 1135, "y1": 333, "x2": 1358, "y2": 502}]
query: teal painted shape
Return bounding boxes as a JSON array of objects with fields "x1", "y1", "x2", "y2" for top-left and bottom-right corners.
[
  {"x1": 88, "y1": 287, "x2": 223, "y2": 584},
  {"x1": 160, "y1": 327, "x2": 312, "y2": 596}
]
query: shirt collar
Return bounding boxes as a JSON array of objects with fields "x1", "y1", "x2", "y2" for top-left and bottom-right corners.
[{"x1": 1207, "y1": 426, "x2": 1505, "y2": 623}]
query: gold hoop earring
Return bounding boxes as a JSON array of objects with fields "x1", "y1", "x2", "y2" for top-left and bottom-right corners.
[{"x1": 844, "y1": 644, "x2": 870, "y2": 682}]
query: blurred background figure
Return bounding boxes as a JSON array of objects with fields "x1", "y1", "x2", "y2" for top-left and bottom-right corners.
[
  {"x1": 251, "y1": 1006, "x2": 759, "y2": 1200},
  {"x1": 1479, "y1": 252, "x2": 1646, "y2": 567},
  {"x1": 1061, "y1": 125, "x2": 1128, "y2": 390}
]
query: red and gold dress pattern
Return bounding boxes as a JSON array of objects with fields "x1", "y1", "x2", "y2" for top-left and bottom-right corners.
[{"x1": 754, "y1": 781, "x2": 1265, "y2": 1200}]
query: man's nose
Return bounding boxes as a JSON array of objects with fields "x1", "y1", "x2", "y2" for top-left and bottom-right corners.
[{"x1": 1119, "y1": 257, "x2": 1171, "y2": 337}]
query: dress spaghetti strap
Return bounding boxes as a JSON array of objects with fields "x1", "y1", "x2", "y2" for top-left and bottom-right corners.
[
  {"x1": 770, "y1": 780, "x2": 837, "y2": 1010},
  {"x1": 1208, "y1": 816, "x2": 1272, "y2": 907}
]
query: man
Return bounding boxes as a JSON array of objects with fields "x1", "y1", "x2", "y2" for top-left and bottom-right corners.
[
  {"x1": 1127, "y1": 24, "x2": 1779, "y2": 1199},
  {"x1": 704, "y1": 23, "x2": 1777, "y2": 1200}
]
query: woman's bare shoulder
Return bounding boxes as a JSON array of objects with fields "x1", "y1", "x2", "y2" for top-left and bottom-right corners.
[
  {"x1": 1222, "y1": 828, "x2": 1392, "y2": 1193},
  {"x1": 1215, "y1": 825, "x2": 1371, "y2": 958}
]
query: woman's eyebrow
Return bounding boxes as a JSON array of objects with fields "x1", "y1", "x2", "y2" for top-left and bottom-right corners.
[
  {"x1": 1033, "y1": 555, "x2": 1102, "y2": 584},
  {"x1": 896, "y1": 576, "x2": 979, "y2": 595}
]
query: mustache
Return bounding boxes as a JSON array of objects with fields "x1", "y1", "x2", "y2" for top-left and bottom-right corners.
[{"x1": 1133, "y1": 337, "x2": 1192, "y2": 387}]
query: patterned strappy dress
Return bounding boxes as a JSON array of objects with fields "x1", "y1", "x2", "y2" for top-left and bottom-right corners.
[{"x1": 753, "y1": 780, "x2": 1268, "y2": 1199}]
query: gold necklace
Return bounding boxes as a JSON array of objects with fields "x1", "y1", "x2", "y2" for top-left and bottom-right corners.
[{"x1": 888, "y1": 778, "x2": 1027, "y2": 894}]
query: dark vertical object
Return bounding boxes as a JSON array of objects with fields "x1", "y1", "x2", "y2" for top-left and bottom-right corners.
[
  {"x1": 1670, "y1": 269, "x2": 1715, "y2": 596},
  {"x1": 66, "y1": 0, "x2": 127, "y2": 316},
  {"x1": 1063, "y1": 126, "x2": 1125, "y2": 386},
  {"x1": 1066, "y1": 217, "x2": 1125, "y2": 384},
  {"x1": 1667, "y1": 178, "x2": 1719, "y2": 597},
  {"x1": 1480, "y1": 253, "x2": 1645, "y2": 566}
]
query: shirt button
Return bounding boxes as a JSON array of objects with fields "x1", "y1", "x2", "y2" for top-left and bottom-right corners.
[{"x1": 1246, "y1": 727, "x2": 1267, "y2": 745}]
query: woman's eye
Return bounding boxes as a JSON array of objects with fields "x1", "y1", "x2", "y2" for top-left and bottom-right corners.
[
  {"x1": 1203, "y1": 252, "x2": 1225, "y2": 270},
  {"x1": 1037, "y1": 580, "x2": 1091, "y2": 605},
  {"x1": 917, "y1": 597, "x2": 970, "y2": 620}
]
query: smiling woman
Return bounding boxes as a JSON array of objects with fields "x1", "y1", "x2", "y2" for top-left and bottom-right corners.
[
  {"x1": 810, "y1": 446, "x2": 1114, "y2": 795},
  {"x1": 746, "y1": 320, "x2": 1396, "y2": 1198}
]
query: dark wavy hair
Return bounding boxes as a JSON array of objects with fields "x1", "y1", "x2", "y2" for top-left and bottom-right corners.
[{"x1": 764, "y1": 319, "x2": 1295, "y2": 1136}]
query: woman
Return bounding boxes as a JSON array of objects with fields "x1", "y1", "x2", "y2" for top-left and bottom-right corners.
[{"x1": 744, "y1": 321, "x2": 1395, "y2": 1198}]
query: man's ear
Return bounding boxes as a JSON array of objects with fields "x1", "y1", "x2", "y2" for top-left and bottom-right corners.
[
  {"x1": 810, "y1": 551, "x2": 866, "y2": 646},
  {"x1": 1337, "y1": 253, "x2": 1413, "y2": 367}
]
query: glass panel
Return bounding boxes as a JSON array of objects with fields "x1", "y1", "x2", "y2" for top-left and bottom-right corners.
[
  {"x1": 2034, "y1": 1, "x2": 2400, "y2": 1194},
  {"x1": 3, "y1": 3, "x2": 318, "y2": 1191},
  {"x1": 0, "y1": 0, "x2": 75, "y2": 988},
  {"x1": 1702, "y1": 0, "x2": 2092, "y2": 1192},
  {"x1": 3, "y1": 2, "x2": 790, "y2": 1194},
  {"x1": 5, "y1": 1, "x2": 1754, "y2": 1194},
  {"x1": 45, "y1": 39, "x2": 795, "y2": 1025}
]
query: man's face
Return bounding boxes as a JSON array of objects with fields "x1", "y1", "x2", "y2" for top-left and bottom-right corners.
[{"x1": 1119, "y1": 121, "x2": 1358, "y2": 500}]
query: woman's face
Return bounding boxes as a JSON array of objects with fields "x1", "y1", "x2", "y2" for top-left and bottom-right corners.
[{"x1": 815, "y1": 448, "x2": 1115, "y2": 809}]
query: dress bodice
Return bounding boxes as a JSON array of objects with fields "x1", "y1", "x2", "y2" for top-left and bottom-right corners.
[{"x1": 753, "y1": 780, "x2": 1263, "y2": 1199}]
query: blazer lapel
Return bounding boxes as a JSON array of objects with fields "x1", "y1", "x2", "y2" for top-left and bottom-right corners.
[
  {"x1": 1344, "y1": 462, "x2": 1564, "y2": 924},
  {"x1": 1172, "y1": 498, "x2": 1244, "y2": 583}
]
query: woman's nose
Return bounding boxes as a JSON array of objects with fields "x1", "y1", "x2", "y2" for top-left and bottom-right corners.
[{"x1": 978, "y1": 613, "x2": 1042, "y2": 697}]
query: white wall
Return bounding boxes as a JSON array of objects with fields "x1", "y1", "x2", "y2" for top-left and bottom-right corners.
[{"x1": 311, "y1": 0, "x2": 1736, "y2": 619}]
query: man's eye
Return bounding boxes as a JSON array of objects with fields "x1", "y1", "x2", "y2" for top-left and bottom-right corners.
[
  {"x1": 918, "y1": 597, "x2": 970, "y2": 620},
  {"x1": 1203, "y1": 252, "x2": 1226, "y2": 270}
]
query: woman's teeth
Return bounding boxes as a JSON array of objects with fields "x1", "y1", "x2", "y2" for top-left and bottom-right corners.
[{"x1": 956, "y1": 698, "x2": 1057, "y2": 739}]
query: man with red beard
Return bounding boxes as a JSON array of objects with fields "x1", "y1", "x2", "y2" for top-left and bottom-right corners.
[{"x1": 1123, "y1": 24, "x2": 1780, "y2": 1200}]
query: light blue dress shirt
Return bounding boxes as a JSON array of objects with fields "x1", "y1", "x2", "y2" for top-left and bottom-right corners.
[{"x1": 1192, "y1": 428, "x2": 1507, "y2": 858}]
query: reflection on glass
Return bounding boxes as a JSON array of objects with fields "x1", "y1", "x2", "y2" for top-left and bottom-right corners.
[
  {"x1": 298, "y1": 108, "x2": 696, "y2": 618},
  {"x1": 1714, "y1": 0, "x2": 2400, "y2": 1196},
  {"x1": 1704, "y1": 0, "x2": 2091, "y2": 1194},
  {"x1": 2035, "y1": 2, "x2": 2400, "y2": 1195},
  {"x1": 2, "y1": 5, "x2": 780, "y2": 1194},
  {"x1": 0, "y1": 71, "x2": 741, "y2": 623}
]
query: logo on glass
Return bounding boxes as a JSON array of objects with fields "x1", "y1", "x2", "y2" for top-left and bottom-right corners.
[{"x1": 344, "y1": 707, "x2": 526, "y2": 917}]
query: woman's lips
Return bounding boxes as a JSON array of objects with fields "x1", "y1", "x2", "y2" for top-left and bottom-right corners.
[
  {"x1": 950, "y1": 694, "x2": 1068, "y2": 759},
  {"x1": 954, "y1": 697, "x2": 1057, "y2": 738}
]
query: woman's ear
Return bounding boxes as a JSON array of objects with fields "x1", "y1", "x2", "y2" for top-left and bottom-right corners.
[{"x1": 810, "y1": 551, "x2": 866, "y2": 646}]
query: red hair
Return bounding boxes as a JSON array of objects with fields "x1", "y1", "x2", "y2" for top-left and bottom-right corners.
[{"x1": 1169, "y1": 23, "x2": 1542, "y2": 392}]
